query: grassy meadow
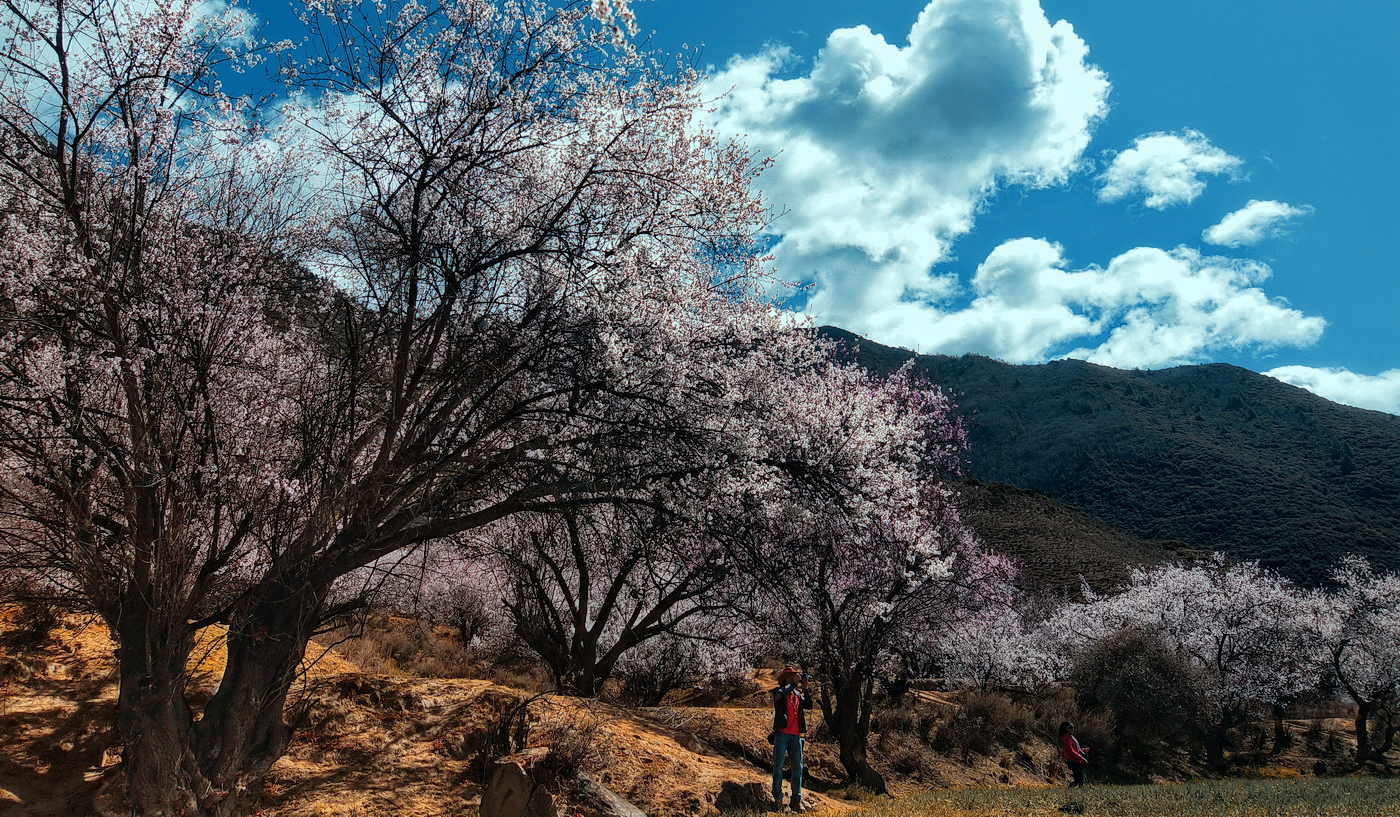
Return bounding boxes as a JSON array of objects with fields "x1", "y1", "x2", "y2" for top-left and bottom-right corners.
[{"x1": 849, "y1": 778, "x2": 1400, "y2": 817}]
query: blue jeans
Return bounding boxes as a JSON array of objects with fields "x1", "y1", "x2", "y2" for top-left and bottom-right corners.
[{"x1": 771, "y1": 732, "x2": 804, "y2": 801}]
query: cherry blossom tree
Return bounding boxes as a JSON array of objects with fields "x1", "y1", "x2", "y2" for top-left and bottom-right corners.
[
  {"x1": 198, "y1": 0, "x2": 800, "y2": 801},
  {"x1": 1313, "y1": 556, "x2": 1400, "y2": 764},
  {"x1": 1, "y1": 0, "x2": 822, "y2": 812},
  {"x1": 929, "y1": 602, "x2": 1059, "y2": 694},
  {"x1": 741, "y1": 364, "x2": 1011, "y2": 793},
  {"x1": 417, "y1": 550, "x2": 507, "y2": 648},
  {"x1": 0, "y1": 2, "x2": 318, "y2": 813},
  {"x1": 1051, "y1": 557, "x2": 1319, "y2": 769},
  {"x1": 490, "y1": 504, "x2": 748, "y2": 697}
]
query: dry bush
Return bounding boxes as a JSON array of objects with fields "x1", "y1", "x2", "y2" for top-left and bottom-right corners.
[
  {"x1": 319, "y1": 612, "x2": 537, "y2": 681},
  {"x1": 0, "y1": 596, "x2": 63, "y2": 654},
  {"x1": 1305, "y1": 719, "x2": 1326, "y2": 742},
  {"x1": 615, "y1": 657, "x2": 696, "y2": 707},
  {"x1": 872, "y1": 701, "x2": 937, "y2": 742},
  {"x1": 931, "y1": 691, "x2": 1037, "y2": 760},
  {"x1": 874, "y1": 730, "x2": 940, "y2": 782},
  {"x1": 526, "y1": 703, "x2": 606, "y2": 796},
  {"x1": 403, "y1": 638, "x2": 476, "y2": 678}
]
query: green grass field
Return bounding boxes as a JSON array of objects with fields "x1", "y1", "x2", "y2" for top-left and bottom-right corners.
[{"x1": 854, "y1": 778, "x2": 1400, "y2": 817}]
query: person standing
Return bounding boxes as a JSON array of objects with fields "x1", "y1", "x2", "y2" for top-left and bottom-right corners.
[
  {"x1": 1059, "y1": 721, "x2": 1088, "y2": 788},
  {"x1": 771, "y1": 666, "x2": 812, "y2": 812}
]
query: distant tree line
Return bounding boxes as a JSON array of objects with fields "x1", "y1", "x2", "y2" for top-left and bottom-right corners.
[{"x1": 931, "y1": 554, "x2": 1400, "y2": 772}]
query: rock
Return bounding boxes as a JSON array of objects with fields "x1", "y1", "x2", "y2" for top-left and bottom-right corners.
[
  {"x1": 576, "y1": 773, "x2": 646, "y2": 817},
  {"x1": 0, "y1": 655, "x2": 33, "y2": 684},
  {"x1": 713, "y1": 781, "x2": 770, "y2": 812},
  {"x1": 672, "y1": 730, "x2": 705, "y2": 754},
  {"x1": 482, "y1": 761, "x2": 558, "y2": 817}
]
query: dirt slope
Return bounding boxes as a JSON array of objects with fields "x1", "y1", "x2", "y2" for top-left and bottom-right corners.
[{"x1": 0, "y1": 611, "x2": 842, "y2": 817}]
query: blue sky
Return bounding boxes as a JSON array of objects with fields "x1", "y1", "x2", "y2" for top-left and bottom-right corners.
[
  {"x1": 246, "y1": 0, "x2": 1400, "y2": 413},
  {"x1": 629, "y1": 0, "x2": 1400, "y2": 414}
]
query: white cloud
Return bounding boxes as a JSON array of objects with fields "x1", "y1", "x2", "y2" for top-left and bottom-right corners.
[
  {"x1": 703, "y1": 0, "x2": 1111, "y2": 335},
  {"x1": 1097, "y1": 129, "x2": 1242, "y2": 209},
  {"x1": 700, "y1": 1, "x2": 1328, "y2": 371},
  {"x1": 895, "y1": 239, "x2": 1325, "y2": 367},
  {"x1": 1203, "y1": 199, "x2": 1313, "y2": 247},
  {"x1": 1263, "y1": 366, "x2": 1400, "y2": 415}
]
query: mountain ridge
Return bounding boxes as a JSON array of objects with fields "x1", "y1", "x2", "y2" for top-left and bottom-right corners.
[{"x1": 820, "y1": 326, "x2": 1400, "y2": 584}]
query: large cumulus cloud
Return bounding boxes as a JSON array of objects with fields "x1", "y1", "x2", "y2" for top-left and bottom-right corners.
[
  {"x1": 701, "y1": 0, "x2": 1331, "y2": 372},
  {"x1": 704, "y1": 0, "x2": 1111, "y2": 329}
]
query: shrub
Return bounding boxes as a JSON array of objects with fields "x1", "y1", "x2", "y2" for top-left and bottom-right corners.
[
  {"x1": 0, "y1": 596, "x2": 63, "y2": 653},
  {"x1": 614, "y1": 639, "x2": 703, "y2": 707},
  {"x1": 931, "y1": 691, "x2": 1036, "y2": 760},
  {"x1": 875, "y1": 731, "x2": 938, "y2": 781},
  {"x1": 527, "y1": 705, "x2": 605, "y2": 797},
  {"x1": 613, "y1": 632, "x2": 750, "y2": 707},
  {"x1": 1069, "y1": 628, "x2": 1209, "y2": 772},
  {"x1": 872, "y1": 701, "x2": 936, "y2": 742}
]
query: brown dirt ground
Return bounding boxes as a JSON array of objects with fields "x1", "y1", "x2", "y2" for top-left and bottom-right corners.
[
  {"x1": 0, "y1": 609, "x2": 1373, "y2": 817},
  {"x1": 0, "y1": 612, "x2": 843, "y2": 817}
]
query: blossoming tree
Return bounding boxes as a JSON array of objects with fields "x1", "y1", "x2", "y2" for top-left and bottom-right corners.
[
  {"x1": 1313, "y1": 556, "x2": 1400, "y2": 764},
  {"x1": 740, "y1": 364, "x2": 1012, "y2": 793},
  {"x1": 0, "y1": 0, "x2": 835, "y2": 812},
  {"x1": 1051, "y1": 558, "x2": 1318, "y2": 769},
  {"x1": 0, "y1": 1, "x2": 318, "y2": 812}
]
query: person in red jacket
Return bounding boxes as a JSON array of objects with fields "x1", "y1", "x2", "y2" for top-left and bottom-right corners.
[
  {"x1": 771, "y1": 666, "x2": 812, "y2": 812},
  {"x1": 1059, "y1": 721, "x2": 1089, "y2": 788}
]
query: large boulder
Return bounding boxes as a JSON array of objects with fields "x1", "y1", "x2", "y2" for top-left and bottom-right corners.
[
  {"x1": 481, "y1": 761, "x2": 558, "y2": 817},
  {"x1": 712, "y1": 781, "x2": 771, "y2": 812},
  {"x1": 575, "y1": 773, "x2": 646, "y2": 817}
]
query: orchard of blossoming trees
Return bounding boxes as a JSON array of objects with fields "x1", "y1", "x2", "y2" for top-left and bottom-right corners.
[
  {"x1": 1, "y1": 1, "x2": 1397, "y2": 815},
  {"x1": 931, "y1": 555, "x2": 1400, "y2": 773}
]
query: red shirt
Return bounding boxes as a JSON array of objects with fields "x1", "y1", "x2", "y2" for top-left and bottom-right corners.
[{"x1": 780, "y1": 690, "x2": 802, "y2": 735}]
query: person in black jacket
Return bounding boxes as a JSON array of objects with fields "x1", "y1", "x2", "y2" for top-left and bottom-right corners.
[{"x1": 770, "y1": 666, "x2": 812, "y2": 812}]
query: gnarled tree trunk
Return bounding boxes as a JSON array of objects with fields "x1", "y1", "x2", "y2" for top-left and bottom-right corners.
[
  {"x1": 190, "y1": 574, "x2": 331, "y2": 816},
  {"x1": 819, "y1": 675, "x2": 887, "y2": 794},
  {"x1": 110, "y1": 593, "x2": 202, "y2": 816},
  {"x1": 103, "y1": 571, "x2": 330, "y2": 817}
]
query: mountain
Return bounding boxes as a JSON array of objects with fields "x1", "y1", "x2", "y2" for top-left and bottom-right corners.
[
  {"x1": 955, "y1": 480, "x2": 1178, "y2": 594},
  {"x1": 821, "y1": 327, "x2": 1400, "y2": 585}
]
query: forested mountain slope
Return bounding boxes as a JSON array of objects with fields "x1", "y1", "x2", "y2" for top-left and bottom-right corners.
[
  {"x1": 822, "y1": 327, "x2": 1400, "y2": 584},
  {"x1": 954, "y1": 480, "x2": 1177, "y2": 594}
]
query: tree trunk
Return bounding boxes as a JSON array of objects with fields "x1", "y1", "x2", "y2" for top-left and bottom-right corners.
[
  {"x1": 189, "y1": 574, "x2": 330, "y2": 816},
  {"x1": 1204, "y1": 718, "x2": 1230, "y2": 771},
  {"x1": 1355, "y1": 701, "x2": 1373, "y2": 764},
  {"x1": 1271, "y1": 703, "x2": 1292, "y2": 753},
  {"x1": 1375, "y1": 707, "x2": 1398, "y2": 757},
  {"x1": 824, "y1": 681, "x2": 887, "y2": 794},
  {"x1": 109, "y1": 595, "x2": 203, "y2": 816}
]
